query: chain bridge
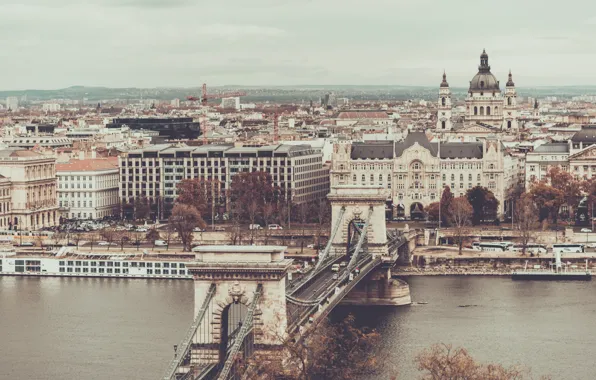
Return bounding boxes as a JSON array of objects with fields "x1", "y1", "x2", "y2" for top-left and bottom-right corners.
[{"x1": 161, "y1": 186, "x2": 418, "y2": 380}]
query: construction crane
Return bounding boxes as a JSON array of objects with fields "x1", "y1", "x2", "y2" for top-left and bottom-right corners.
[{"x1": 187, "y1": 83, "x2": 246, "y2": 105}]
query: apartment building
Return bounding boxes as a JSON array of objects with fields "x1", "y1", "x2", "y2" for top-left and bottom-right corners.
[
  {"x1": 0, "y1": 148, "x2": 59, "y2": 230},
  {"x1": 118, "y1": 144, "x2": 330, "y2": 219},
  {"x1": 56, "y1": 158, "x2": 119, "y2": 220}
]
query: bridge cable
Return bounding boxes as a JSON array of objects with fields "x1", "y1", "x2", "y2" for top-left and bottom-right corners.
[
  {"x1": 217, "y1": 284, "x2": 263, "y2": 380},
  {"x1": 162, "y1": 283, "x2": 217, "y2": 380}
]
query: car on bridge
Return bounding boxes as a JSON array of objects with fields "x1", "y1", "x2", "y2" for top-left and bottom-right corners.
[{"x1": 331, "y1": 264, "x2": 340, "y2": 272}]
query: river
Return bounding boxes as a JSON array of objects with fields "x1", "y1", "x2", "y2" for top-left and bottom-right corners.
[{"x1": 1, "y1": 276, "x2": 595, "y2": 379}]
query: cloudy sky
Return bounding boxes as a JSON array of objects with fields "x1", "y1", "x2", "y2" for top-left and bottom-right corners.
[{"x1": 2, "y1": 0, "x2": 596, "y2": 89}]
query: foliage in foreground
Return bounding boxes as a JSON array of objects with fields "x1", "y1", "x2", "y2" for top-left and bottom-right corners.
[{"x1": 416, "y1": 343, "x2": 551, "y2": 380}]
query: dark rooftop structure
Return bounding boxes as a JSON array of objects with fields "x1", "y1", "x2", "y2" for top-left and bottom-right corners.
[
  {"x1": 106, "y1": 117, "x2": 201, "y2": 140},
  {"x1": 351, "y1": 131, "x2": 484, "y2": 160},
  {"x1": 571, "y1": 126, "x2": 596, "y2": 143}
]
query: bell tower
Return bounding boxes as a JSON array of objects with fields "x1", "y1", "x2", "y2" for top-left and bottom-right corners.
[
  {"x1": 502, "y1": 70, "x2": 519, "y2": 132},
  {"x1": 436, "y1": 71, "x2": 452, "y2": 131}
]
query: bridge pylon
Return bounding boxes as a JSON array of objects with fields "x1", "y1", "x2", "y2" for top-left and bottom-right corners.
[
  {"x1": 327, "y1": 185, "x2": 389, "y2": 259},
  {"x1": 186, "y1": 246, "x2": 293, "y2": 370}
]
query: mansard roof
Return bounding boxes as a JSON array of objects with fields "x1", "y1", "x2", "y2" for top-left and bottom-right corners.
[
  {"x1": 350, "y1": 141, "x2": 393, "y2": 159},
  {"x1": 438, "y1": 142, "x2": 483, "y2": 159}
]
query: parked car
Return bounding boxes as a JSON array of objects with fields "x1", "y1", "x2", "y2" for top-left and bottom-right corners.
[
  {"x1": 98, "y1": 241, "x2": 115, "y2": 246},
  {"x1": 588, "y1": 243, "x2": 596, "y2": 249},
  {"x1": 393, "y1": 217, "x2": 405, "y2": 222},
  {"x1": 249, "y1": 224, "x2": 263, "y2": 230},
  {"x1": 268, "y1": 224, "x2": 283, "y2": 230},
  {"x1": 154, "y1": 240, "x2": 168, "y2": 246},
  {"x1": 19, "y1": 242, "x2": 34, "y2": 247},
  {"x1": 581, "y1": 228, "x2": 592, "y2": 233},
  {"x1": 193, "y1": 227, "x2": 206, "y2": 232},
  {"x1": 135, "y1": 227, "x2": 148, "y2": 232},
  {"x1": 215, "y1": 226, "x2": 226, "y2": 232}
]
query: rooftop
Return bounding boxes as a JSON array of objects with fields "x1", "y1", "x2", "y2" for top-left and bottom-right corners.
[{"x1": 56, "y1": 157, "x2": 118, "y2": 172}]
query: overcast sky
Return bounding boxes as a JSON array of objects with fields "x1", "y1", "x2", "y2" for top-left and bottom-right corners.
[{"x1": 2, "y1": 0, "x2": 596, "y2": 89}]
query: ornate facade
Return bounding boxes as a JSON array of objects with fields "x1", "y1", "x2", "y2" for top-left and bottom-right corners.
[{"x1": 331, "y1": 132, "x2": 509, "y2": 218}]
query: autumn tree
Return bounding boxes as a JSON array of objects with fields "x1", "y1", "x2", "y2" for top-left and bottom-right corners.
[
  {"x1": 529, "y1": 182, "x2": 564, "y2": 222},
  {"x1": 246, "y1": 314, "x2": 386, "y2": 380},
  {"x1": 449, "y1": 197, "x2": 473, "y2": 255},
  {"x1": 247, "y1": 199, "x2": 260, "y2": 244},
  {"x1": 416, "y1": 343, "x2": 550, "y2": 380},
  {"x1": 169, "y1": 204, "x2": 205, "y2": 251},
  {"x1": 176, "y1": 178, "x2": 222, "y2": 222},
  {"x1": 426, "y1": 202, "x2": 440, "y2": 223},
  {"x1": 466, "y1": 186, "x2": 499, "y2": 225},
  {"x1": 134, "y1": 196, "x2": 151, "y2": 221},
  {"x1": 440, "y1": 185, "x2": 454, "y2": 226},
  {"x1": 229, "y1": 171, "x2": 285, "y2": 223},
  {"x1": 546, "y1": 166, "x2": 581, "y2": 220},
  {"x1": 515, "y1": 193, "x2": 539, "y2": 256}
]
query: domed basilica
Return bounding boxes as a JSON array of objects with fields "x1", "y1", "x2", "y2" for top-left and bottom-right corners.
[{"x1": 436, "y1": 50, "x2": 518, "y2": 135}]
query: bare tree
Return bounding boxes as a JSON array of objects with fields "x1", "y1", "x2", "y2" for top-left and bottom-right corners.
[
  {"x1": 133, "y1": 231, "x2": 144, "y2": 251},
  {"x1": 169, "y1": 204, "x2": 205, "y2": 251},
  {"x1": 100, "y1": 228, "x2": 116, "y2": 251},
  {"x1": 146, "y1": 229, "x2": 160, "y2": 250},
  {"x1": 263, "y1": 203, "x2": 275, "y2": 245},
  {"x1": 247, "y1": 199, "x2": 260, "y2": 244},
  {"x1": 416, "y1": 343, "x2": 550, "y2": 380},
  {"x1": 72, "y1": 232, "x2": 82, "y2": 248},
  {"x1": 88, "y1": 233, "x2": 97, "y2": 251},
  {"x1": 313, "y1": 198, "x2": 331, "y2": 250},
  {"x1": 163, "y1": 225, "x2": 175, "y2": 251},
  {"x1": 515, "y1": 193, "x2": 539, "y2": 256},
  {"x1": 448, "y1": 197, "x2": 473, "y2": 255},
  {"x1": 297, "y1": 202, "x2": 309, "y2": 253}
]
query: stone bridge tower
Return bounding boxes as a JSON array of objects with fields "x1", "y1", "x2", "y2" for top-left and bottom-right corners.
[
  {"x1": 188, "y1": 246, "x2": 293, "y2": 365},
  {"x1": 327, "y1": 185, "x2": 388, "y2": 259}
]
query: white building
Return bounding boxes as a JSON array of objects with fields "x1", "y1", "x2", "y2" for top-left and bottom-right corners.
[
  {"x1": 221, "y1": 97, "x2": 240, "y2": 110},
  {"x1": 6, "y1": 97, "x2": 19, "y2": 111},
  {"x1": 42, "y1": 103, "x2": 61, "y2": 112},
  {"x1": 56, "y1": 158, "x2": 119, "y2": 220}
]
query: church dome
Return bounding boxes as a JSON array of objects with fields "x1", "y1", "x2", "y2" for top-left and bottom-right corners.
[{"x1": 469, "y1": 49, "x2": 500, "y2": 92}]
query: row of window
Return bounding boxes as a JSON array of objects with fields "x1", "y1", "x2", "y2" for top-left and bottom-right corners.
[
  {"x1": 58, "y1": 261, "x2": 185, "y2": 268},
  {"x1": 58, "y1": 267, "x2": 186, "y2": 275}
]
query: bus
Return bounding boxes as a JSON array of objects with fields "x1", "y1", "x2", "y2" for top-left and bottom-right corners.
[
  {"x1": 552, "y1": 244, "x2": 584, "y2": 254},
  {"x1": 472, "y1": 242, "x2": 513, "y2": 252},
  {"x1": 512, "y1": 244, "x2": 547, "y2": 254}
]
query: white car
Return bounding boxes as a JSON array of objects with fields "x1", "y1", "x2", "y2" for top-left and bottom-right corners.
[
  {"x1": 154, "y1": 240, "x2": 168, "y2": 246},
  {"x1": 268, "y1": 224, "x2": 283, "y2": 230},
  {"x1": 97, "y1": 241, "x2": 114, "y2": 246},
  {"x1": 581, "y1": 228, "x2": 592, "y2": 233},
  {"x1": 193, "y1": 227, "x2": 205, "y2": 232},
  {"x1": 136, "y1": 227, "x2": 148, "y2": 232},
  {"x1": 588, "y1": 243, "x2": 596, "y2": 249}
]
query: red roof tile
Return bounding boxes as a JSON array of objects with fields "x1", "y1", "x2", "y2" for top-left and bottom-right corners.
[{"x1": 56, "y1": 157, "x2": 118, "y2": 172}]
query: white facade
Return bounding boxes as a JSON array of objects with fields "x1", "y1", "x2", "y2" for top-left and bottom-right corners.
[
  {"x1": 221, "y1": 97, "x2": 240, "y2": 110},
  {"x1": 56, "y1": 159, "x2": 119, "y2": 220},
  {"x1": 436, "y1": 72, "x2": 453, "y2": 131},
  {"x1": 5, "y1": 97, "x2": 19, "y2": 111}
]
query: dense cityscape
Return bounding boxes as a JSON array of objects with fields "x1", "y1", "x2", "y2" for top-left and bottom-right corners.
[{"x1": 3, "y1": 48, "x2": 596, "y2": 380}]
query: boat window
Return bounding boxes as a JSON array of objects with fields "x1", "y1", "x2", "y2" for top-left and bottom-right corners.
[
  {"x1": 107, "y1": 262, "x2": 113, "y2": 267},
  {"x1": 99, "y1": 262, "x2": 105, "y2": 267},
  {"x1": 122, "y1": 262, "x2": 128, "y2": 267},
  {"x1": 146, "y1": 263, "x2": 152, "y2": 268},
  {"x1": 163, "y1": 270, "x2": 169, "y2": 274},
  {"x1": 90, "y1": 261, "x2": 97, "y2": 266},
  {"x1": 163, "y1": 263, "x2": 170, "y2": 268},
  {"x1": 114, "y1": 262, "x2": 120, "y2": 267},
  {"x1": 171, "y1": 270, "x2": 177, "y2": 275}
]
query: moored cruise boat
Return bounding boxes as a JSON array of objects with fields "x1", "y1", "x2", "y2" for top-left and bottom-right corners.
[{"x1": 0, "y1": 247, "x2": 194, "y2": 280}]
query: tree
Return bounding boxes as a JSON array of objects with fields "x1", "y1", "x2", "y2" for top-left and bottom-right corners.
[
  {"x1": 169, "y1": 204, "x2": 205, "y2": 251},
  {"x1": 100, "y1": 228, "x2": 116, "y2": 250},
  {"x1": 529, "y1": 182, "x2": 564, "y2": 223},
  {"x1": 229, "y1": 171, "x2": 284, "y2": 223},
  {"x1": 117, "y1": 231, "x2": 130, "y2": 251},
  {"x1": 72, "y1": 232, "x2": 82, "y2": 248},
  {"x1": 132, "y1": 232, "x2": 144, "y2": 251},
  {"x1": 134, "y1": 196, "x2": 151, "y2": 221},
  {"x1": 297, "y1": 202, "x2": 309, "y2": 253},
  {"x1": 88, "y1": 233, "x2": 97, "y2": 250},
  {"x1": 312, "y1": 198, "x2": 331, "y2": 250},
  {"x1": 416, "y1": 343, "x2": 550, "y2": 380},
  {"x1": 466, "y1": 186, "x2": 499, "y2": 225},
  {"x1": 246, "y1": 315, "x2": 386, "y2": 380},
  {"x1": 176, "y1": 178, "x2": 222, "y2": 221},
  {"x1": 546, "y1": 166, "x2": 581, "y2": 220},
  {"x1": 426, "y1": 202, "x2": 440, "y2": 223},
  {"x1": 440, "y1": 186, "x2": 454, "y2": 226},
  {"x1": 247, "y1": 199, "x2": 260, "y2": 244},
  {"x1": 448, "y1": 197, "x2": 473, "y2": 255},
  {"x1": 263, "y1": 203, "x2": 275, "y2": 245},
  {"x1": 515, "y1": 193, "x2": 539, "y2": 256},
  {"x1": 146, "y1": 228, "x2": 160, "y2": 244}
]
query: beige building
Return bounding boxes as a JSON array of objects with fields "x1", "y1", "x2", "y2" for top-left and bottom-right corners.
[
  {"x1": 0, "y1": 176, "x2": 12, "y2": 229},
  {"x1": 119, "y1": 143, "x2": 329, "y2": 219},
  {"x1": 0, "y1": 148, "x2": 59, "y2": 230},
  {"x1": 56, "y1": 157, "x2": 119, "y2": 220},
  {"x1": 331, "y1": 132, "x2": 512, "y2": 218}
]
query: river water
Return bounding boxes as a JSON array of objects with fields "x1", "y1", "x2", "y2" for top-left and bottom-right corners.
[{"x1": 1, "y1": 276, "x2": 594, "y2": 380}]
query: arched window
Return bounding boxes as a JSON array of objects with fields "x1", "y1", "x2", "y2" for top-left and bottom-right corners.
[
  {"x1": 468, "y1": 174, "x2": 472, "y2": 181},
  {"x1": 477, "y1": 174, "x2": 481, "y2": 181},
  {"x1": 352, "y1": 174, "x2": 356, "y2": 183},
  {"x1": 441, "y1": 97, "x2": 446, "y2": 106},
  {"x1": 442, "y1": 174, "x2": 446, "y2": 181},
  {"x1": 412, "y1": 162, "x2": 421, "y2": 170},
  {"x1": 486, "y1": 106, "x2": 491, "y2": 115},
  {"x1": 441, "y1": 120, "x2": 446, "y2": 129},
  {"x1": 362, "y1": 174, "x2": 365, "y2": 183},
  {"x1": 379, "y1": 174, "x2": 383, "y2": 182},
  {"x1": 339, "y1": 164, "x2": 345, "y2": 170},
  {"x1": 508, "y1": 97, "x2": 512, "y2": 106},
  {"x1": 451, "y1": 174, "x2": 455, "y2": 181},
  {"x1": 474, "y1": 106, "x2": 478, "y2": 115},
  {"x1": 489, "y1": 164, "x2": 494, "y2": 169},
  {"x1": 480, "y1": 106, "x2": 485, "y2": 116},
  {"x1": 495, "y1": 106, "x2": 499, "y2": 114},
  {"x1": 370, "y1": 174, "x2": 374, "y2": 183},
  {"x1": 507, "y1": 120, "x2": 512, "y2": 129},
  {"x1": 460, "y1": 174, "x2": 464, "y2": 181}
]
